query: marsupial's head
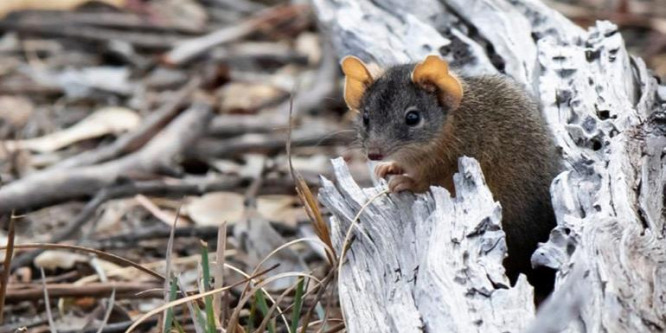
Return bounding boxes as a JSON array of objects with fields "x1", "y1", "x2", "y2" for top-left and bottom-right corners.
[{"x1": 341, "y1": 55, "x2": 463, "y2": 162}]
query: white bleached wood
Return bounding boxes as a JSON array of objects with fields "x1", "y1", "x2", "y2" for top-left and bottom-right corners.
[
  {"x1": 314, "y1": 0, "x2": 666, "y2": 332},
  {"x1": 319, "y1": 157, "x2": 535, "y2": 333}
]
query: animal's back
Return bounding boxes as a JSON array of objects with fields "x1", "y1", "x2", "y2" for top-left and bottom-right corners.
[{"x1": 453, "y1": 75, "x2": 560, "y2": 294}]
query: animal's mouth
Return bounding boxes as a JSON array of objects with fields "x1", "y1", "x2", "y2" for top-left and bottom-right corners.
[
  {"x1": 365, "y1": 145, "x2": 402, "y2": 162},
  {"x1": 367, "y1": 153, "x2": 384, "y2": 161}
]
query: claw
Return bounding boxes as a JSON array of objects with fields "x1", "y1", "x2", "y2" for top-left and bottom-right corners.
[
  {"x1": 374, "y1": 161, "x2": 404, "y2": 179},
  {"x1": 388, "y1": 175, "x2": 416, "y2": 193}
]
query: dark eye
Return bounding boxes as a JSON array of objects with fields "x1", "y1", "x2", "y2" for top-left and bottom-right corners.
[
  {"x1": 362, "y1": 111, "x2": 369, "y2": 126},
  {"x1": 405, "y1": 110, "x2": 421, "y2": 126}
]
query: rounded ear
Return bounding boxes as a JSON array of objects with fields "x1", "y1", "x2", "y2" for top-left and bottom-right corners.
[
  {"x1": 411, "y1": 55, "x2": 463, "y2": 110},
  {"x1": 341, "y1": 56, "x2": 374, "y2": 111}
]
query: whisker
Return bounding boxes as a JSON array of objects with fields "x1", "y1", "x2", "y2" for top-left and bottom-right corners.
[
  {"x1": 312, "y1": 129, "x2": 357, "y2": 147},
  {"x1": 336, "y1": 147, "x2": 364, "y2": 156}
]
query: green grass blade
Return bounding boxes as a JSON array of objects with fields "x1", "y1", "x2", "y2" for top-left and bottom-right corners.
[
  {"x1": 174, "y1": 319, "x2": 186, "y2": 333},
  {"x1": 290, "y1": 278, "x2": 305, "y2": 333},
  {"x1": 200, "y1": 242, "x2": 217, "y2": 333},
  {"x1": 248, "y1": 295, "x2": 257, "y2": 332},
  {"x1": 163, "y1": 276, "x2": 179, "y2": 333},
  {"x1": 194, "y1": 305, "x2": 207, "y2": 333},
  {"x1": 255, "y1": 289, "x2": 275, "y2": 333}
]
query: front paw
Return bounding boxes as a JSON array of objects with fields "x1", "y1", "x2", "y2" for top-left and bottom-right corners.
[
  {"x1": 388, "y1": 175, "x2": 418, "y2": 193},
  {"x1": 374, "y1": 161, "x2": 404, "y2": 179},
  {"x1": 388, "y1": 175, "x2": 431, "y2": 193}
]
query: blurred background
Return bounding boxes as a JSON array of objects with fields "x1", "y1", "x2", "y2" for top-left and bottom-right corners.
[{"x1": 0, "y1": 0, "x2": 664, "y2": 332}]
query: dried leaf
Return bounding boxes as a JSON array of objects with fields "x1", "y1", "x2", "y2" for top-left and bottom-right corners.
[
  {"x1": 256, "y1": 195, "x2": 307, "y2": 227},
  {"x1": 210, "y1": 155, "x2": 266, "y2": 178},
  {"x1": 134, "y1": 195, "x2": 182, "y2": 226},
  {"x1": 294, "y1": 176, "x2": 335, "y2": 263},
  {"x1": 219, "y1": 83, "x2": 282, "y2": 113},
  {"x1": 295, "y1": 32, "x2": 321, "y2": 65},
  {"x1": 35, "y1": 250, "x2": 87, "y2": 270},
  {"x1": 184, "y1": 192, "x2": 245, "y2": 226},
  {"x1": 0, "y1": 95, "x2": 34, "y2": 128},
  {"x1": 3, "y1": 107, "x2": 141, "y2": 153}
]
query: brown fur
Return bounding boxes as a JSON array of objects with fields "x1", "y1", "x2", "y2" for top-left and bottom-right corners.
[{"x1": 357, "y1": 67, "x2": 560, "y2": 301}]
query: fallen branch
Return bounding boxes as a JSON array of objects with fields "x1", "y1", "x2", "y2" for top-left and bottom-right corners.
[
  {"x1": 163, "y1": 4, "x2": 309, "y2": 65},
  {"x1": 206, "y1": 113, "x2": 290, "y2": 136},
  {"x1": 49, "y1": 78, "x2": 201, "y2": 170},
  {"x1": 0, "y1": 22, "x2": 183, "y2": 49},
  {"x1": 189, "y1": 126, "x2": 352, "y2": 159},
  {"x1": 0, "y1": 102, "x2": 213, "y2": 215},
  {"x1": 9, "y1": 176, "x2": 241, "y2": 270},
  {"x1": 1, "y1": 11, "x2": 204, "y2": 34},
  {"x1": 0, "y1": 216, "x2": 15, "y2": 323},
  {"x1": 5, "y1": 282, "x2": 162, "y2": 301}
]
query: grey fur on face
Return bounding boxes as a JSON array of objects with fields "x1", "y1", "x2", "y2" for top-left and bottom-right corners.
[{"x1": 356, "y1": 64, "x2": 450, "y2": 158}]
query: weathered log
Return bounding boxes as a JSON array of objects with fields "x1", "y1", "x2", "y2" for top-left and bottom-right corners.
[
  {"x1": 314, "y1": 0, "x2": 666, "y2": 332},
  {"x1": 319, "y1": 157, "x2": 535, "y2": 332}
]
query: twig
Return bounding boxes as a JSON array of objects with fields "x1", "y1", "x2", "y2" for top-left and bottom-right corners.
[
  {"x1": 210, "y1": 0, "x2": 266, "y2": 14},
  {"x1": 300, "y1": 271, "x2": 336, "y2": 333},
  {"x1": 317, "y1": 273, "x2": 339, "y2": 333},
  {"x1": 163, "y1": 4, "x2": 308, "y2": 65},
  {"x1": 134, "y1": 195, "x2": 179, "y2": 225},
  {"x1": 0, "y1": 214, "x2": 16, "y2": 323},
  {"x1": 59, "y1": 318, "x2": 158, "y2": 333},
  {"x1": 286, "y1": 89, "x2": 336, "y2": 264},
  {"x1": 4, "y1": 11, "x2": 204, "y2": 34},
  {"x1": 324, "y1": 323, "x2": 346, "y2": 333},
  {"x1": 189, "y1": 128, "x2": 352, "y2": 160},
  {"x1": 40, "y1": 268, "x2": 58, "y2": 333},
  {"x1": 0, "y1": 22, "x2": 183, "y2": 49},
  {"x1": 5, "y1": 282, "x2": 162, "y2": 301},
  {"x1": 211, "y1": 42, "x2": 308, "y2": 65},
  {"x1": 206, "y1": 113, "x2": 290, "y2": 136},
  {"x1": 95, "y1": 288, "x2": 115, "y2": 333},
  {"x1": 214, "y1": 222, "x2": 227, "y2": 326},
  {"x1": 93, "y1": 225, "x2": 228, "y2": 250}
]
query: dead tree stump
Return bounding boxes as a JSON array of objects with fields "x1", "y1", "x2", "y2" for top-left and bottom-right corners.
[{"x1": 314, "y1": 0, "x2": 666, "y2": 332}]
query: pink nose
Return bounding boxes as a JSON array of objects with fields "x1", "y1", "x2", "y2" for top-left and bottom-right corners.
[{"x1": 368, "y1": 153, "x2": 384, "y2": 161}]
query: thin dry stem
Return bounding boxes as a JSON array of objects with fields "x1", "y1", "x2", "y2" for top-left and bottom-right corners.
[
  {"x1": 95, "y1": 288, "x2": 116, "y2": 333},
  {"x1": 214, "y1": 222, "x2": 227, "y2": 326},
  {"x1": 125, "y1": 264, "x2": 280, "y2": 333},
  {"x1": 226, "y1": 272, "x2": 322, "y2": 333},
  {"x1": 40, "y1": 267, "x2": 57, "y2": 333},
  {"x1": 0, "y1": 213, "x2": 16, "y2": 323}
]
